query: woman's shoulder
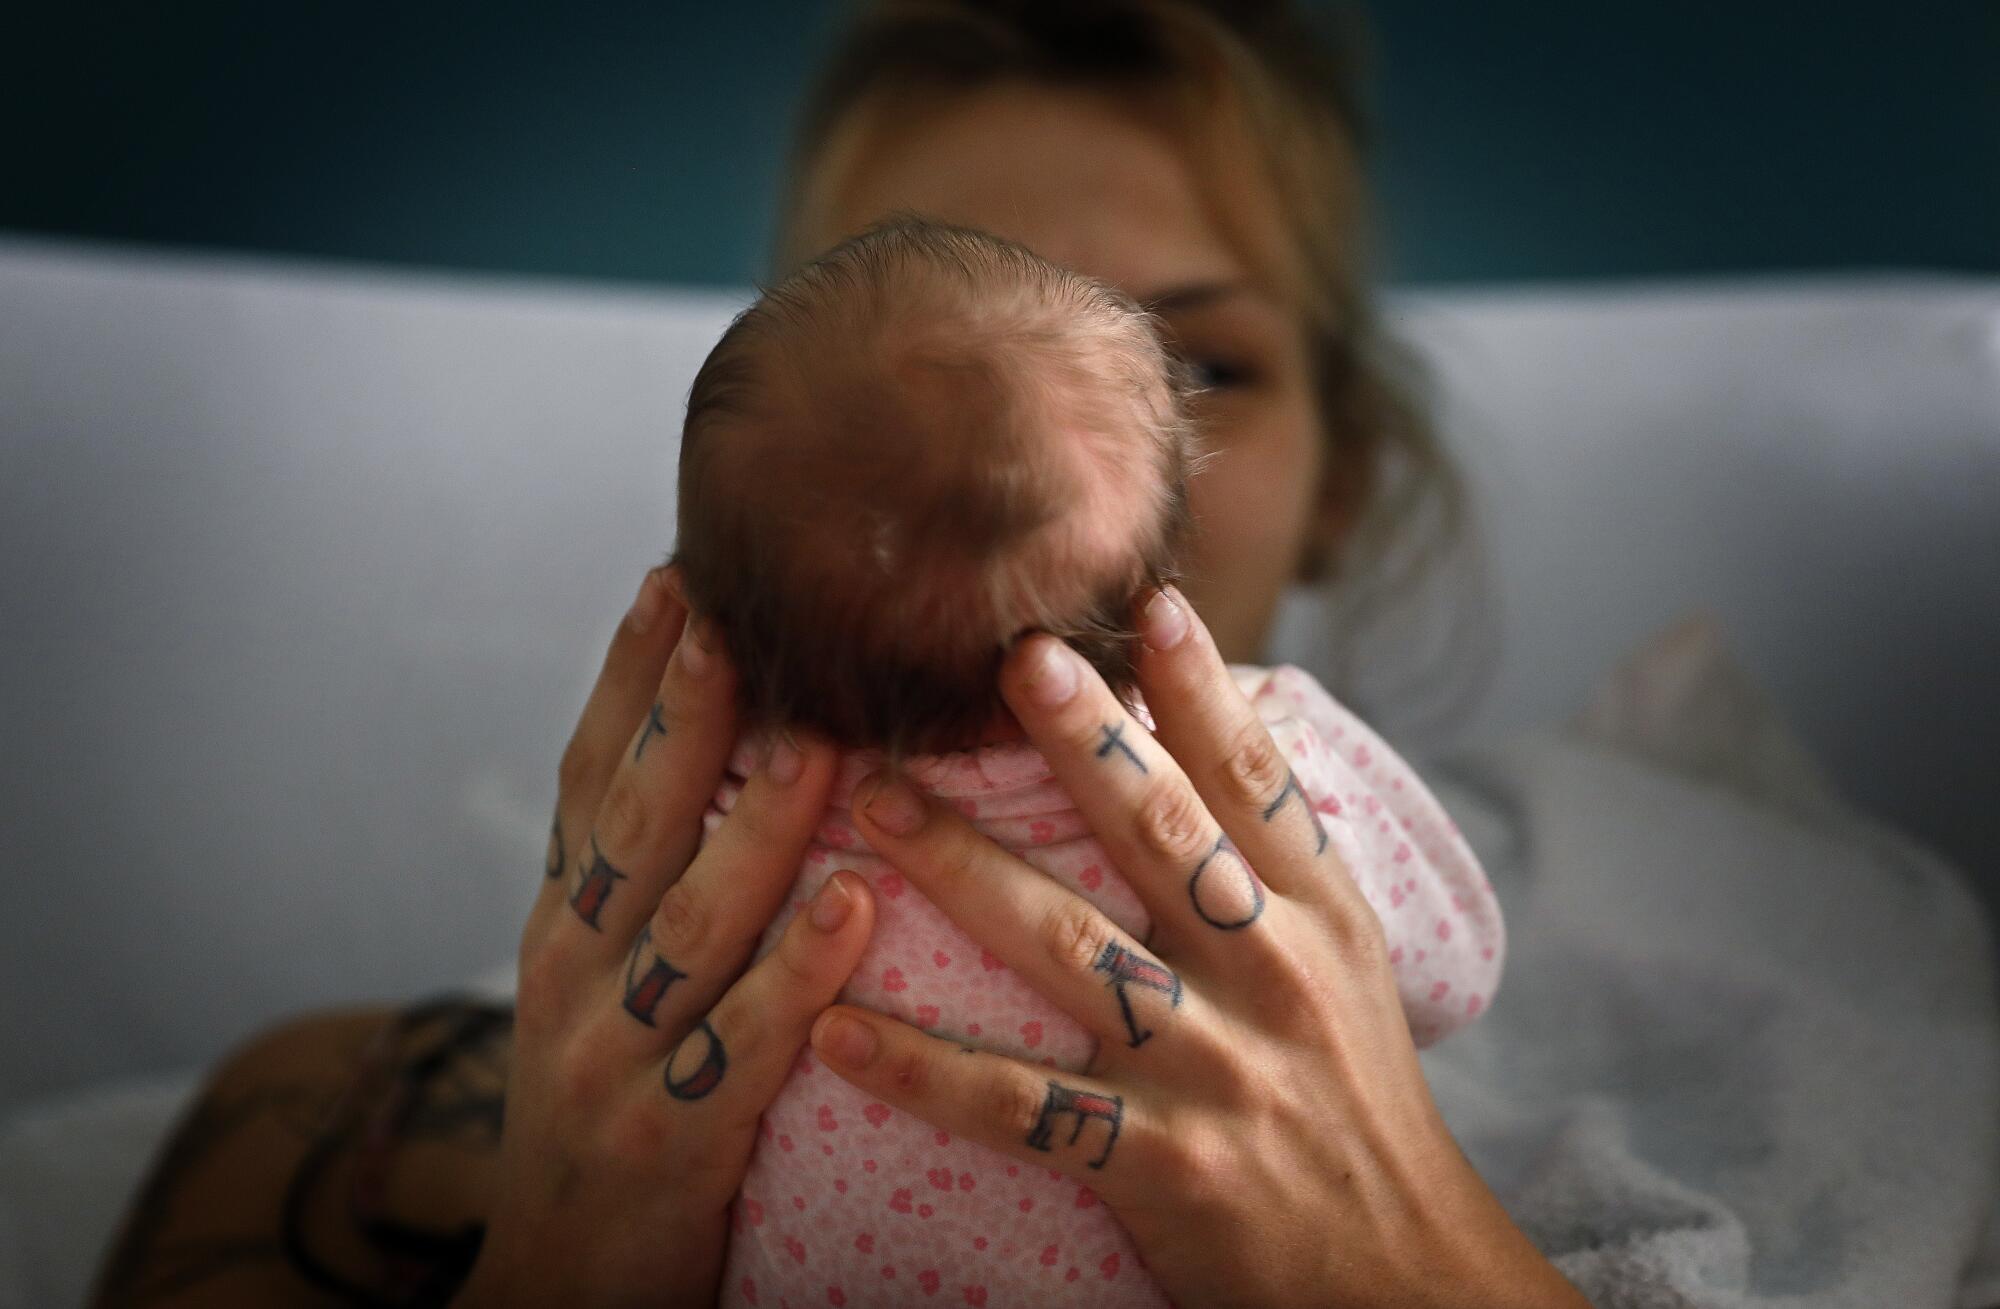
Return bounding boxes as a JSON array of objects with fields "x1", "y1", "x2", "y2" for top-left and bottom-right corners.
[{"x1": 89, "y1": 998, "x2": 511, "y2": 1307}]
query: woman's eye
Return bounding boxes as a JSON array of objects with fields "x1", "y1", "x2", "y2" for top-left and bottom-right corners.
[{"x1": 1188, "y1": 357, "x2": 1254, "y2": 390}]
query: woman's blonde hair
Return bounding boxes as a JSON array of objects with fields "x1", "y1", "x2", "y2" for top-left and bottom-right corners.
[{"x1": 772, "y1": 0, "x2": 1494, "y2": 740}]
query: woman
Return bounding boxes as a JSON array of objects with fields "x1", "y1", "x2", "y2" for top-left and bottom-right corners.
[{"x1": 91, "y1": 3, "x2": 1590, "y2": 1305}]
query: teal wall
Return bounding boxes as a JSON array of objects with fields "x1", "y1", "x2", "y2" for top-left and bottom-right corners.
[{"x1": 4, "y1": 2, "x2": 1995, "y2": 287}]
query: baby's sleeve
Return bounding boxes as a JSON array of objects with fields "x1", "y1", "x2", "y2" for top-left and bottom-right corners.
[{"x1": 1232, "y1": 664, "x2": 1505, "y2": 1048}]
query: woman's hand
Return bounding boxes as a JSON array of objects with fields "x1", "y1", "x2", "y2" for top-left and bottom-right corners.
[
  {"x1": 456, "y1": 568, "x2": 876, "y2": 1308},
  {"x1": 810, "y1": 587, "x2": 1586, "y2": 1309}
]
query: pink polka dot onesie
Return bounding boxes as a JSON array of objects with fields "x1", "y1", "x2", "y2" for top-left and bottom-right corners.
[{"x1": 709, "y1": 664, "x2": 1504, "y2": 1309}]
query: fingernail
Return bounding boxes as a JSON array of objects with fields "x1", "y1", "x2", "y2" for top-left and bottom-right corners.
[
  {"x1": 859, "y1": 772, "x2": 927, "y2": 837},
  {"x1": 809, "y1": 873, "x2": 852, "y2": 931},
  {"x1": 626, "y1": 569, "x2": 666, "y2": 636},
  {"x1": 1141, "y1": 587, "x2": 1189, "y2": 651},
  {"x1": 678, "y1": 617, "x2": 713, "y2": 676},
  {"x1": 765, "y1": 733, "x2": 804, "y2": 786},
  {"x1": 814, "y1": 1012, "x2": 878, "y2": 1069},
  {"x1": 1024, "y1": 638, "x2": 1080, "y2": 707}
]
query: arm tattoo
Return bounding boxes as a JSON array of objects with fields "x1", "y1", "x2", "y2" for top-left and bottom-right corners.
[
  {"x1": 393, "y1": 1004, "x2": 510, "y2": 1150},
  {"x1": 634, "y1": 700, "x2": 668, "y2": 761},
  {"x1": 1260, "y1": 769, "x2": 1329, "y2": 854},
  {"x1": 1094, "y1": 722, "x2": 1148, "y2": 774},
  {"x1": 280, "y1": 999, "x2": 508, "y2": 1304},
  {"x1": 1026, "y1": 1081, "x2": 1124, "y2": 1169},
  {"x1": 91, "y1": 998, "x2": 510, "y2": 1308},
  {"x1": 1187, "y1": 833, "x2": 1266, "y2": 930},
  {"x1": 621, "y1": 925, "x2": 688, "y2": 1027},
  {"x1": 544, "y1": 813, "x2": 565, "y2": 880},
  {"x1": 569, "y1": 836, "x2": 627, "y2": 929},
  {"x1": 665, "y1": 1019, "x2": 728, "y2": 1101},
  {"x1": 1091, "y1": 941, "x2": 1183, "y2": 1048},
  {"x1": 92, "y1": 1083, "x2": 329, "y2": 1305}
]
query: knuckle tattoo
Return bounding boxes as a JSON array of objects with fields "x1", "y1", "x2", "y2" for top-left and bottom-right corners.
[
  {"x1": 632, "y1": 700, "x2": 669, "y2": 762},
  {"x1": 664, "y1": 1018, "x2": 728, "y2": 1101},
  {"x1": 1025, "y1": 1079, "x2": 1125, "y2": 1169},
  {"x1": 568, "y1": 837, "x2": 628, "y2": 931},
  {"x1": 1186, "y1": 832, "x2": 1267, "y2": 931},
  {"x1": 1092, "y1": 720, "x2": 1149, "y2": 774},
  {"x1": 1091, "y1": 940, "x2": 1183, "y2": 1048},
  {"x1": 620, "y1": 926, "x2": 686, "y2": 1028}
]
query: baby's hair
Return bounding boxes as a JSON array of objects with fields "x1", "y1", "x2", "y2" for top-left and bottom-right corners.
[{"x1": 674, "y1": 217, "x2": 1199, "y2": 757}]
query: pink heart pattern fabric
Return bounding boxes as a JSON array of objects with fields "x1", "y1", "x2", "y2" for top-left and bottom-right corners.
[{"x1": 712, "y1": 665, "x2": 1504, "y2": 1307}]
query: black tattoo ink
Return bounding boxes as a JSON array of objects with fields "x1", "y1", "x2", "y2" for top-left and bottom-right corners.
[
  {"x1": 634, "y1": 700, "x2": 668, "y2": 761},
  {"x1": 280, "y1": 999, "x2": 509, "y2": 1302},
  {"x1": 1187, "y1": 833, "x2": 1266, "y2": 930},
  {"x1": 1092, "y1": 941, "x2": 1183, "y2": 1048},
  {"x1": 621, "y1": 926, "x2": 687, "y2": 1027},
  {"x1": 1260, "y1": 769, "x2": 1328, "y2": 854},
  {"x1": 544, "y1": 813, "x2": 565, "y2": 880},
  {"x1": 665, "y1": 1020, "x2": 728, "y2": 1101},
  {"x1": 569, "y1": 837, "x2": 627, "y2": 930},
  {"x1": 93, "y1": 1084, "x2": 327, "y2": 1303},
  {"x1": 97, "y1": 998, "x2": 512, "y2": 1307},
  {"x1": 373, "y1": 1002, "x2": 511, "y2": 1164},
  {"x1": 1026, "y1": 1081, "x2": 1124, "y2": 1169},
  {"x1": 1094, "y1": 722, "x2": 1148, "y2": 773}
]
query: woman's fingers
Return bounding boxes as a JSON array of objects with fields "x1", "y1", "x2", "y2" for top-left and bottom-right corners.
[
  {"x1": 542, "y1": 605, "x2": 743, "y2": 957},
  {"x1": 602, "y1": 731, "x2": 841, "y2": 1047},
  {"x1": 811, "y1": 1005, "x2": 1144, "y2": 1182},
  {"x1": 658, "y1": 870, "x2": 876, "y2": 1126},
  {"x1": 536, "y1": 567, "x2": 683, "y2": 915},
  {"x1": 1130, "y1": 587, "x2": 1366, "y2": 922},
  {"x1": 997, "y1": 633, "x2": 1293, "y2": 961},
  {"x1": 852, "y1": 773, "x2": 1192, "y2": 1057}
]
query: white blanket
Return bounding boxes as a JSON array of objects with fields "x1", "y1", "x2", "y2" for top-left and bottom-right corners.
[
  {"x1": 4, "y1": 618, "x2": 1995, "y2": 1308},
  {"x1": 1420, "y1": 615, "x2": 2000, "y2": 1307}
]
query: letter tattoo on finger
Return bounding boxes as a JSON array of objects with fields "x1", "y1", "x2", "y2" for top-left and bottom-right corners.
[
  {"x1": 633, "y1": 700, "x2": 668, "y2": 761},
  {"x1": 1092, "y1": 942, "x2": 1183, "y2": 1048},
  {"x1": 664, "y1": 1020, "x2": 728, "y2": 1101},
  {"x1": 621, "y1": 926, "x2": 688, "y2": 1027},
  {"x1": 1261, "y1": 768, "x2": 1328, "y2": 855},
  {"x1": 1187, "y1": 833, "x2": 1266, "y2": 930},
  {"x1": 1026, "y1": 1081, "x2": 1124, "y2": 1169},
  {"x1": 1094, "y1": 722, "x2": 1148, "y2": 774},
  {"x1": 569, "y1": 836, "x2": 628, "y2": 930}
]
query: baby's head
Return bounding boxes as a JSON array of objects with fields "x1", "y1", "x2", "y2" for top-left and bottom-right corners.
[{"x1": 674, "y1": 218, "x2": 1197, "y2": 756}]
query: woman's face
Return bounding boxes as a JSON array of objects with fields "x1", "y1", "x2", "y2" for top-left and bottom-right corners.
[{"x1": 805, "y1": 83, "x2": 1330, "y2": 662}]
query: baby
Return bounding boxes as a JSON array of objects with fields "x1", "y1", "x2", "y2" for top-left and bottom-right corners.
[{"x1": 671, "y1": 219, "x2": 1503, "y2": 1308}]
